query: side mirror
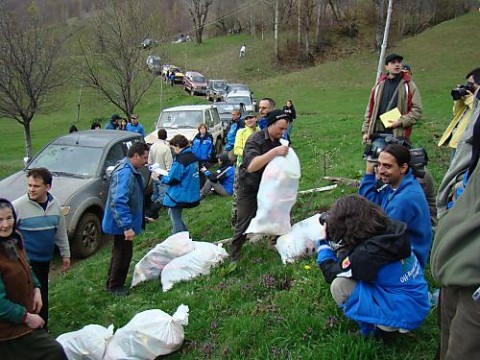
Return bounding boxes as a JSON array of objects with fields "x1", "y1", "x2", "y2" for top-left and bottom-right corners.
[
  {"x1": 23, "y1": 156, "x2": 30, "y2": 167},
  {"x1": 105, "y1": 166, "x2": 115, "y2": 178}
]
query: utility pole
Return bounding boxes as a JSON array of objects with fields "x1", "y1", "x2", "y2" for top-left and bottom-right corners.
[{"x1": 375, "y1": 0, "x2": 393, "y2": 83}]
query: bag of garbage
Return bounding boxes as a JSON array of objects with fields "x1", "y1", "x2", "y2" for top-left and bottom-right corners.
[
  {"x1": 104, "y1": 305, "x2": 189, "y2": 360},
  {"x1": 161, "y1": 241, "x2": 228, "y2": 292},
  {"x1": 246, "y1": 148, "x2": 301, "y2": 235},
  {"x1": 56, "y1": 324, "x2": 114, "y2": 360},
  {"x1": 275, "y1": 214, "x2": 324, "y2": 264},
  {"x1": 131, "y1": 231, "x2": 194, "y2": 287}
]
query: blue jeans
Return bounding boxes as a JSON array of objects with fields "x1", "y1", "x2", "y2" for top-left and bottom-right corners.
[
  {"x1": 151, "y1": 179, "x2": 168, "y2": 204},
  {"x1": 168, "y1": 207, "x2": 188, "y2": 234}
]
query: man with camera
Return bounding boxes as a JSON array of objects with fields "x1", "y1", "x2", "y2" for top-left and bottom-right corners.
[
  {"x1": 362, "y1": 53, "x2": 423, "y2": 143},
  {"x1": 437, "y1": 68, "x2": 480, "y2": 218},
  {"x1": 359, "y1": 143, "x2": 432, "y2": 268}
]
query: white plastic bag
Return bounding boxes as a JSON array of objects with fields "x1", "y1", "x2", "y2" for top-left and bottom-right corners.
[
  {"x1": 56, "y1": 324, "x2": 114, "y2": 360},
  {"x1": 161, "y1": 241, "x2": 229, "y2": 292},
  {"x1": 131, "y1": 231, "x2": 194, "y2": 287},
  {"x1": 246, "y1": 148, "x2": 301, "y2": 235},
  {"x1": 275, "y1": 214, "x2": 325, "y2": 264},
  {"x1": 104, "y1": 305, "x2": 189, "y2": 360}
]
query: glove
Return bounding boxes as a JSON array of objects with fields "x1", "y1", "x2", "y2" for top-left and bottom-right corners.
[{"x1": 316, "y1": 240, "x2": 336, "y2": 265}]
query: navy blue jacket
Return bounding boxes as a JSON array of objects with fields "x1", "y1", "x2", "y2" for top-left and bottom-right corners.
[{"x1": 161, "y1": 148, "x2": 200, "y2": 208}]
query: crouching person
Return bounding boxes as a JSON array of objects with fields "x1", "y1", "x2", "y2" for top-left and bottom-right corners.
[
  {"x1": 200, "y1": 153, "x2": 235, "y2": 198},
  {"x1": 316, "y1": 195, "x2": 430, "y2": 336}
]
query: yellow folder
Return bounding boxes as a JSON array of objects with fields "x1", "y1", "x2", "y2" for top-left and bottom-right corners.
[{"x1": 379, "y1": 107, "x2": 401, "y2": 128}]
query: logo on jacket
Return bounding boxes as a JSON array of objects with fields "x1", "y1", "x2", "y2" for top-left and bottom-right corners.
[{"x1": 342, "y1": 256, "x2": 351, "y2": 269}]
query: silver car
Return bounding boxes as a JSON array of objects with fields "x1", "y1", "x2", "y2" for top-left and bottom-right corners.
[{"x1": 0, "y1": 130, "x2": 145, "y2": 258}]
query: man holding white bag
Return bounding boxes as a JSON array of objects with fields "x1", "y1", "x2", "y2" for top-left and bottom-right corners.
[{"x1": 230, "y1": 109, "x2": 289, "y2": 261}]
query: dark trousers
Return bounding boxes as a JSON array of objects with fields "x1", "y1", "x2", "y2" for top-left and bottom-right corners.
[
  {"x1": 0, "y1": 329, "x2": 66, "y2": 360},
  {"x1": 230, "y1": 185, "x2": 258, "y2": 260},
  {"x1": 106, "y1": 234, "x2": 133, "y2": 290},
  {"x1": 439, "y1": 285, "x2": 480, "y2": 359},
  {"x1": 30, "y1": 261, "x2": 50, "y2": 328}
]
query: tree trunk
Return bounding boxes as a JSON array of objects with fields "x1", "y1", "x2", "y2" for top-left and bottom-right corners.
[
  {"x1": 315, "y1": 0, "x2": 322, "y2": 52},
  {"x1": 274, "y1": 0, "x2": 279, "y2": 59},
  {"x1": 23, "y1": 120, "x2": 32, "y2": 160},
  {"x1": 375, "y1": 0, "x2": 386, "y2": 50},
  {"x1": 297, "y1": 0, "x2": 302, "y2": 49}
]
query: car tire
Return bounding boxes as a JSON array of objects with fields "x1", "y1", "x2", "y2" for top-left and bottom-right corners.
[
  {"x1": 71, "y1": 212, "x2": 101, "y2": 259},
  {"x1": 190, "y1": 88, "x2": 195, "y2": 96}
]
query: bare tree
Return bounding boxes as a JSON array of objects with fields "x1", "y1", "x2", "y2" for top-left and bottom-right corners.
[
  {"x1": 185, "y1": 0, "x2": 214, "y2": 44},
  {"x1": 0, "y1": 9, "x2": 64, "y2": 158},
  {"x1": 77, "y1": 0, "x2": 157, "y2": 119}
]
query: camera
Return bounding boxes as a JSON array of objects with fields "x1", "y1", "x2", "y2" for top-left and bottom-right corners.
[
  {"x1": 451, "y1": 82, "x2": 474, "y2": 101},
  {"x1": 363, "y1": 134, "x2": 429, "y2": 178}
]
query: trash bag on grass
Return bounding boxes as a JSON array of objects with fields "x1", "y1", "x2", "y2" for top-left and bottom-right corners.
[
  {"x1": 161, "y1": 242, "x2": 228, "y2": 292},
  {"x1": 275, "y1": 214, "x2": 324, "y2": 264},
  {"x1": 246, "y1": 148, "x2": 300, "y2": 235},
  {"x1": 104, "y1": 305, "x2": 189, "y2": 360},
  {"x1": 56, "y1": 324, "x2": 114, "y2": 360},
  {"x1": 131, "y1": 231, "x2": 194, "y2": 287}
]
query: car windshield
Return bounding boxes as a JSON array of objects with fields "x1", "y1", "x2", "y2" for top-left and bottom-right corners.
[
  {"x1": 193, "y1": 76, "x2": 206, "y2": 83},
  {"x1": 228, "y1": 85, "x2": 249, "y2": 92},
  {"x1": 157, "y1": 110, "x2": 203, "y2": 129},
  {"x1": 215, "y1": 104, "x2": 236, "y2": 114},
  {"x1": 226, "y1": 96, "x2": 252, "y2": 105},
  {"x1": 213, "y1": 82, "x2": 227, "y2": 90},
  {"x1": 28, "y1": 144, "x2": 103, "y2": 178}
]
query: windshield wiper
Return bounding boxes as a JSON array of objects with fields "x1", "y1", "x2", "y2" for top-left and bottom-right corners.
[{"x1": 51, "y1": 171, "x2": 86, "y2": 178}]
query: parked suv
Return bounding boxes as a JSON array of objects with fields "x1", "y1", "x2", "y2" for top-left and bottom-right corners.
[
  {"x1": 0, "y1": 130, "x2": 146, "y2": 258},
  {"x1": 145, "y1": 105, "x2": 224, "y2": 156},
  {"x1": 183, "y1": 71, "x2": 208, "y2": 96},
  {"x1": 206, "y1": 79, "x2": 227, "y2": 102},
  {"x1": 225, "y1": 89, "x2": 256, "y2": 113}
]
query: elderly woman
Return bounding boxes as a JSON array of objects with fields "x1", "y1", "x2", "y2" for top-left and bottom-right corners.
[
  {"x1": 316, "y1": 194, "x2": 429, "y2": 336},
  {"x1": 0, "y1": 199, "x2": 66, "y2": 359}
]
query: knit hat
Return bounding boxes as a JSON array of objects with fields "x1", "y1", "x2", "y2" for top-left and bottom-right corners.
[
  {"x1": 265, "y1": 109, "x2": 290, "y2": 126},
  {"x1": 111, "y1": 114, "x2": 121, "y2": 121}
]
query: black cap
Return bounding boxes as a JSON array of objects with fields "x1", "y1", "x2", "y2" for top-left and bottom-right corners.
[
  {"x1": 265, "y1": 109, "x2": 289, "y2": 126},
  {"x1": 385, "y1": 53, "x2": 403, "y2": 65},
  {"x1": 111, "y1": 114, "x2": 121, "y2": 120}
]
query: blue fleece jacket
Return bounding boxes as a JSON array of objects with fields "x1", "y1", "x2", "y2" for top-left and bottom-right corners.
[
  {"x1": 359, "y1": 170, "x2": 432, "y2": 268},
  {"x1": 126, "y1": 122, "x2": 145, "y2": 137},
  {"x1": 225, "y1": 122, "x2": 240, "y2": 151}
]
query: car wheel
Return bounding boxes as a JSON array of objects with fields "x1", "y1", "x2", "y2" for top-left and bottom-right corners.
[
  {"x1": 190, "y1": 88, "x2": 195, "y2": 96},
  {"x1": 71, "y1": 212, "x2": 101, "y2": 258}
]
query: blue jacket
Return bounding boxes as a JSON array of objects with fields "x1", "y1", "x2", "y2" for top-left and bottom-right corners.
[
  {"x1": 205, "y1": 164, "x2": 235, "y2": 195},
  {"x1": 317, "y1": 220, "x2": 429, "y2": 335},
  {"x1": 258, "y1": 117, "x2": 267, "y2": 130},
  {"x1": 102, "y1": 157, "x2": 145, "y2": 235},
  {"x1": 105, "y1": 121, "x2": 117, "y2": 130},
  {"x1": 126, "y1": 122, "x2": 145, "y2": 137},
  {"x1": 161, "y1": 148, "x2": 200, "y2": 208},
  {"x1": 225, "y1": 122, "x2": 240, "y2": 151},
  {"x1": 191, "y1": 133, "x2": 213, "y2": 162},
  {"x1": 359, "y1": 170, "x2": 432, "y2": 268}
]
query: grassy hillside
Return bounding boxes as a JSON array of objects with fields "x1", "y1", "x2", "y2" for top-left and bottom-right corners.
[{"x1": 3, "y1": 11, "x2": 480, "y2": 359}]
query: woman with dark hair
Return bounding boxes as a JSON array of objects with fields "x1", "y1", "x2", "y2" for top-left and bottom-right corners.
[
  {"x1": 316, "y1": 194, "x2": 430, "y2": 336},
  {"x1": 359, "y1": 143, "x2": 432, "y2": 268},
  {"x1": 0, "y1": 199, "x2": 66, "y2": 359},
  {"x1": 283, "y1": 99, "x2": 297, "y2": 134},
  {"x1": 161, "y1": 135, "x2": 200, "y2": 234}
]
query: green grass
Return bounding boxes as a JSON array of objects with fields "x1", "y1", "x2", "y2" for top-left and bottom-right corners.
[{"x1": 3, "y1": 11, "x2": 480, "y2": 359}]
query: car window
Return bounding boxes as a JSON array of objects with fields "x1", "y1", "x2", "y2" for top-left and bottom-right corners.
[
  {"x1": 193, "y1": 76, "x2": 206, "y2": 83},
  {"x1": 211, "y1": 109, "x2": 220, "y2": 125},
  {"x1": 104, "y1": 143, "x2": 126, "y2": 169},
  {"x1": 157, "y1": 110, "x2": 203, "y2": 129},
  {"x1": 204, "y1": 110, "x2": 213, "y2": 128},
  {"x1": 226, "y1": 96, "x2": 252, "y2": 105},
  {"x1": 28, "y1": 145, "x2": 103, "y2": 178}
]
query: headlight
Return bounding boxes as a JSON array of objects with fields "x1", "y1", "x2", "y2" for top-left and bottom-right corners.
[{"x1": 61, "y1": 206, "x2": 71, "y2": 216}]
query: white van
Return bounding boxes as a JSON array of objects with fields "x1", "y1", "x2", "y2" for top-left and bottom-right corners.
[
  {"x1": 145, "y1": 105, "x2": 224, "y2": 155},
  {"x1": 225, "y1": 90, "x2": 256, "y2": 113}
]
